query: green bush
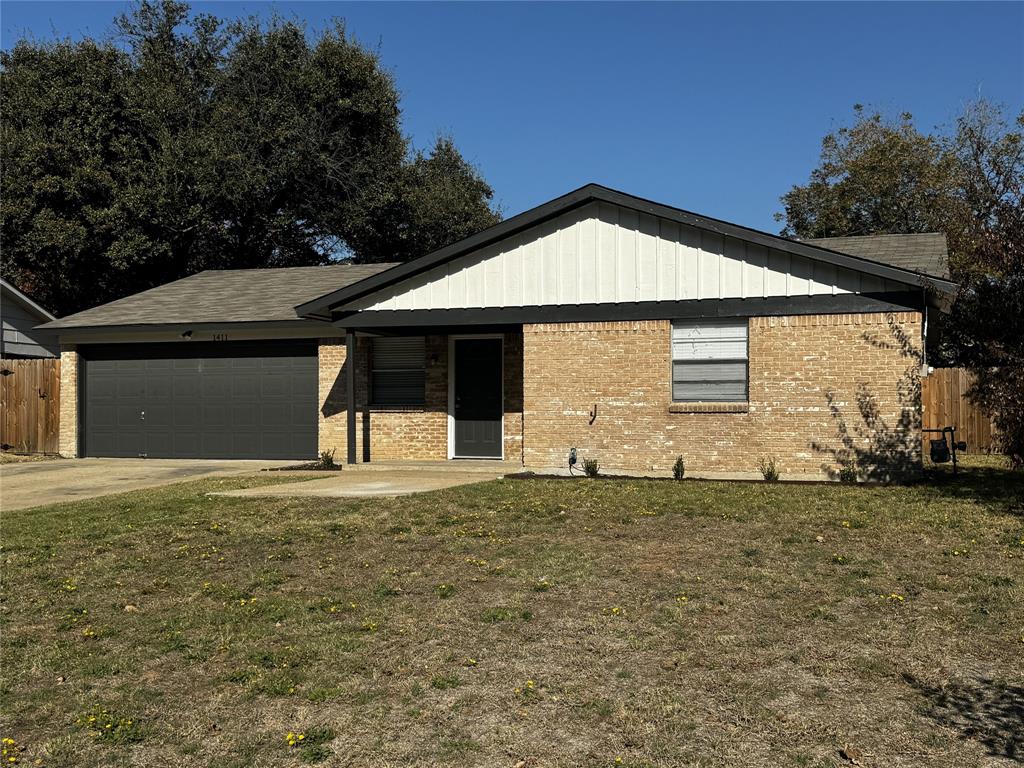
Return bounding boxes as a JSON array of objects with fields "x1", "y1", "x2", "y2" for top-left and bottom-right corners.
[
  {"x1": 672, "y1": 456, "x2": 686, "y2": 481},
  {"x1": 582, "y1": 458, "x2": 601, "y2": 478},
  {"x1": 757, "y1": 456, "x2": 780, "y2": 482},
  {"x1": 838, "y1": 460, "x2": 858, "y2": 483}
]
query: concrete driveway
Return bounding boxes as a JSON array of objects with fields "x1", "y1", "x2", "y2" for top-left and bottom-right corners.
[
  {"x1": 0, "y1": 458, "x2": 287, "y2": 512},
  {"x1": 210, "y1": 470, "x2": 503, "y2": 500}
]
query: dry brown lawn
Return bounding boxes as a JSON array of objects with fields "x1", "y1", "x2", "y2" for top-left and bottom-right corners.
[{"x1": 1, "y1": 460, "x2": 1022, "y2": 767}]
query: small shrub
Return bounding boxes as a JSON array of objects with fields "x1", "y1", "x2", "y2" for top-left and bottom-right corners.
[
  {"x1": 838, "y1": 460, "x2": 858, "y2": 483},
  {"x1": 757, "y1": 456, "x2": 780, "y2": 482},
  {"x1": 318, "y1": 449, "x2": 336, "y2": 469},
  {"x1": 582, "y1": 458, "x2": 600, "y2": 477},
  {"x1": 672, "y1": 456, "x2": 686, "y2": 481}
]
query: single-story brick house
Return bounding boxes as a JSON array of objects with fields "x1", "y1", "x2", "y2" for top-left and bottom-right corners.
[{"x1": 40, "y1": 185, "x2": 955, "y2": 479}]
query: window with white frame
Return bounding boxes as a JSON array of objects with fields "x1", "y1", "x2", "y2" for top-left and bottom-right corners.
[
  {"x1": 671, "y1": 319, "x2": 748, "y2": 402},
  {"x1": 371, "y1": 337, "x2": 426, "y2": 405}
]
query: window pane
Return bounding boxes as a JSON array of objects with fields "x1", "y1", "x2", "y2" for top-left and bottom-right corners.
[
  {"x1": 672, "y1": 360, "x2": 747, "y2": 381},
  {"x1": 672, "y1": 319, "x2": 748, "y2": 360},
  {"x1": 371, "y1": 337, "x2": 426, "y2": 404},
  {"x1": 371, "y1": 371, "x2": 426, "y2": 405},
  {"x1": 672, "y1": 360, "x2": 747, "y2": 401},
  {"x1": 372, "y1": 337, "x2": 424, "y2": 369},
  {"x1": 672, "y1": 379, "x2": 747, "y2": 401}
]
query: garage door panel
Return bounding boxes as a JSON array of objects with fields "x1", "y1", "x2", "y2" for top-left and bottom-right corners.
[
  {"x1": 231, "y1": 403, "x2": 259, "y2": 428},
  {"x1": 88, "y1": 404, "x2": 117, "y2": 428},
  {"x1": 232, "y1": 377, "x2": 260, "y2": 398},
  {"x1": 145, "y1": 404, "x2": 173, "y2": 427},
  {"x1": 260, "y1": 373, "x2": 292, "y2": 399},
  {"x1": 147, "y1": 377, "x2": 172, "y2": 399},
  {"x1": 83, "y1": 341, "x2": 317, "y2": 460},
  {"x1": 173, "y1": 376, "x2": 201, "y2": 399},
  {"x1": 202, "y1": 404, "x2": 229, "y2": 427},
  {"x1": 200, "y1": 375, "x2": 232, "y2": 399},
  {"x1": 117, "y1": 378, "x2": 145, "y2": 398},
  {"x1": 172, "y1": 432, "x2": 201, "y2": 456},
  {"x1": 261, "y1": 403, "x2": 291, "y2": 427},
  {"x1": 116, "y1": 405, "x2": 142, "y2": 427},
  {"x1": 146, "y1": 430, "x2": 175, "y2": 457}
]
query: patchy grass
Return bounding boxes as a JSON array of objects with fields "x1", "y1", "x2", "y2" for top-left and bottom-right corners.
[
  {"x1": 0, "y1": 452, "x2": 61, "y2": 464},
  {"x1": 1, "y1": 463, "x2": 1022, "y2": 767}
]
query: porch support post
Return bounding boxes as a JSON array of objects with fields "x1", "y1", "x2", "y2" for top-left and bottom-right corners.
[{"x1": 345, "y1": 330, "x2": 357, "y2": 465}]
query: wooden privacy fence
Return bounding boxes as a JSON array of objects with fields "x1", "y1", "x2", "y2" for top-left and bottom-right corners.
[
  {"x1": 0, "y1": 358, "x2": 61, "y2": 454},
  {"x1": 922, "y1": 367, "x2": 999, "y2": 454}
]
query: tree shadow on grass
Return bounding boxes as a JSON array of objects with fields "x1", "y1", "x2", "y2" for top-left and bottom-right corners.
[
  {"x1": 811, "y1": 315, "x2": 923, "y2": 482},
  {"x1": 921, "y1": 462, "x2": 1024, "y2": 514},
  {"x1": 903, "y1": 673, "x2": 1024, "y2": 761}
]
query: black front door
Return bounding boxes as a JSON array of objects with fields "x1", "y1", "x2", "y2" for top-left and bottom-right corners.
[{"x1": 453, "y1": 338, "x2": 503, "y2": 458}]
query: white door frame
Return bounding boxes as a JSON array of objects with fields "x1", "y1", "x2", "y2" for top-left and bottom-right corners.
[{"x1": 448, "y1": 334, "x2": 504, "y2": 460}]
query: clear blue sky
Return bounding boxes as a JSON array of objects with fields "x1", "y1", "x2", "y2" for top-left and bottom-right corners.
[{"x1": 3, "y1": 1, "x2": 1021, "y2": 232}]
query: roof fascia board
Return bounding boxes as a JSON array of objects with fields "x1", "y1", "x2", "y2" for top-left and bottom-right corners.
[
  {"x1": 50, "y1": 319, "x2": 335, "y2": 341},
  {"x1": 297, "y1": 184, "x2": 957, "y2": 317},
  {"x1": 331, "y1": 291, "x2": 925, "y2": 329}
]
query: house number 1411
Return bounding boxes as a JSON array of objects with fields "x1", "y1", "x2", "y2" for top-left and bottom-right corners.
[{"x1": 212, "y1": 333, "x2": 228, "y2": 342}]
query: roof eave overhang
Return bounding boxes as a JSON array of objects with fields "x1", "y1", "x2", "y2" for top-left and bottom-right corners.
[
  {"x1": 45, "y1": 318, "x2": 335, "y2": 340},
  {"x1": 331, "y1": 291, "x2": 929, "y2": 330},
  {"x1": 296, "y1": 184, "x2": 959, "y2": 320}
]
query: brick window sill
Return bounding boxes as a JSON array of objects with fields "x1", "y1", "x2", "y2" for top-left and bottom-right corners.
[
  {"x1": 366, "y1": 404, "x2": 428, "y2": 412},
  {"x1": 669, "y1": 402, "x2": 749, "y2": 414}
]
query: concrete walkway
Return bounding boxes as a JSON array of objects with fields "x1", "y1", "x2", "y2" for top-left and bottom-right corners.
[
  {"x1": 210, "y1": 470, "x2": 502, "y2": 499},
  {"x1": 0, "y1": 458, "x2": 288, "y2": 512}
]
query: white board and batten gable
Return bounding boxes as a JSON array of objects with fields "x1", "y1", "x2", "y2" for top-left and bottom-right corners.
[{"x1": 345, "y1": 201, "x2": 916, "y2": 313}]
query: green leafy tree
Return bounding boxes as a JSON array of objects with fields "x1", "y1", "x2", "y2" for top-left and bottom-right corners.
[
  {"x1": 1, "y1": 0, "x2": 497, "y2": 316},
  {"x1": 778, "y1": 101, "x2": 1024, "y2": 464},
  {"x1": 345, "y1": 136, "x2": 501, "y2": 264},
  {"x1": 776, "y1": 105, "x2": 959, "y2": 246}
]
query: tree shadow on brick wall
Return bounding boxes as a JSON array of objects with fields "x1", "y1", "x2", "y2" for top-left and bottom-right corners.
[
  {"x1": 322, "y1": 357, "x2": 373, "y2": 462},
  {"x1": 903, "y1": 673, "x2": 1023, "y2": 761},
  {"x1": 811, "y1": 314, "x2": 923, "y2": 481}
]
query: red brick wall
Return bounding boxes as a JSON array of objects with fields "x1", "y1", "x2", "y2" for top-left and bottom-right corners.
[{"x1": 521, "y1": 312, "x2": 923, "y2": 479}]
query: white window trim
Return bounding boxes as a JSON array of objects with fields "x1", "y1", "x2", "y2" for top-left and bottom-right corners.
[{"x1": 670, "y1": 318, "x2": 750, "y2": 403}]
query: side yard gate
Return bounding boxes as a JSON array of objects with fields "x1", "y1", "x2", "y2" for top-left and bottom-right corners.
[
  {"x1": 922, "y1": 367, "x2": 999, "y2": 454},
  {"x1": 0, "y1": 358, "x2": 61, "y2": 454}
]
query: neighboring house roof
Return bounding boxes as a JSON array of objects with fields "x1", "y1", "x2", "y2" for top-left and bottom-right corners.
[
  {"x1": 296, "y1": 184, "x2": 958, "y2": 319},
  {"x1": 2, "y1": 278, "x2": 60, "y2": 357},
  {"x1": 804, "y1": 233, "x2": 950, "y2": 280},
  {"x1": 1, "y1": 278, "x2": 57, "y2": 322},
  {"x1": 40, "y1": 264, "x2": 396, "y2": 330}
]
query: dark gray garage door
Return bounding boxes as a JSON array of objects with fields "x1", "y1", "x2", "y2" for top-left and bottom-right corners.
[{"x1": 81, "y1": 341, "x2": 318, "y2": 460}]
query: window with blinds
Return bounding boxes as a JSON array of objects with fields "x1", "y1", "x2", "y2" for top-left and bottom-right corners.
[
  {"x1": 671, "y1": 319, "x2": 748, "y2": 402},
  {"x1": 371, "y1": 337, "x2": 426, "y2": 405}
]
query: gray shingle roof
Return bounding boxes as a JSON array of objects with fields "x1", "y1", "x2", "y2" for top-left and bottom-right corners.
[
  {"x1": 41, "y1": 263, "x2": 397, "y2": 329},
  {"x1": 804, "y1": 233, "x2": 949, "y2": 279}
]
